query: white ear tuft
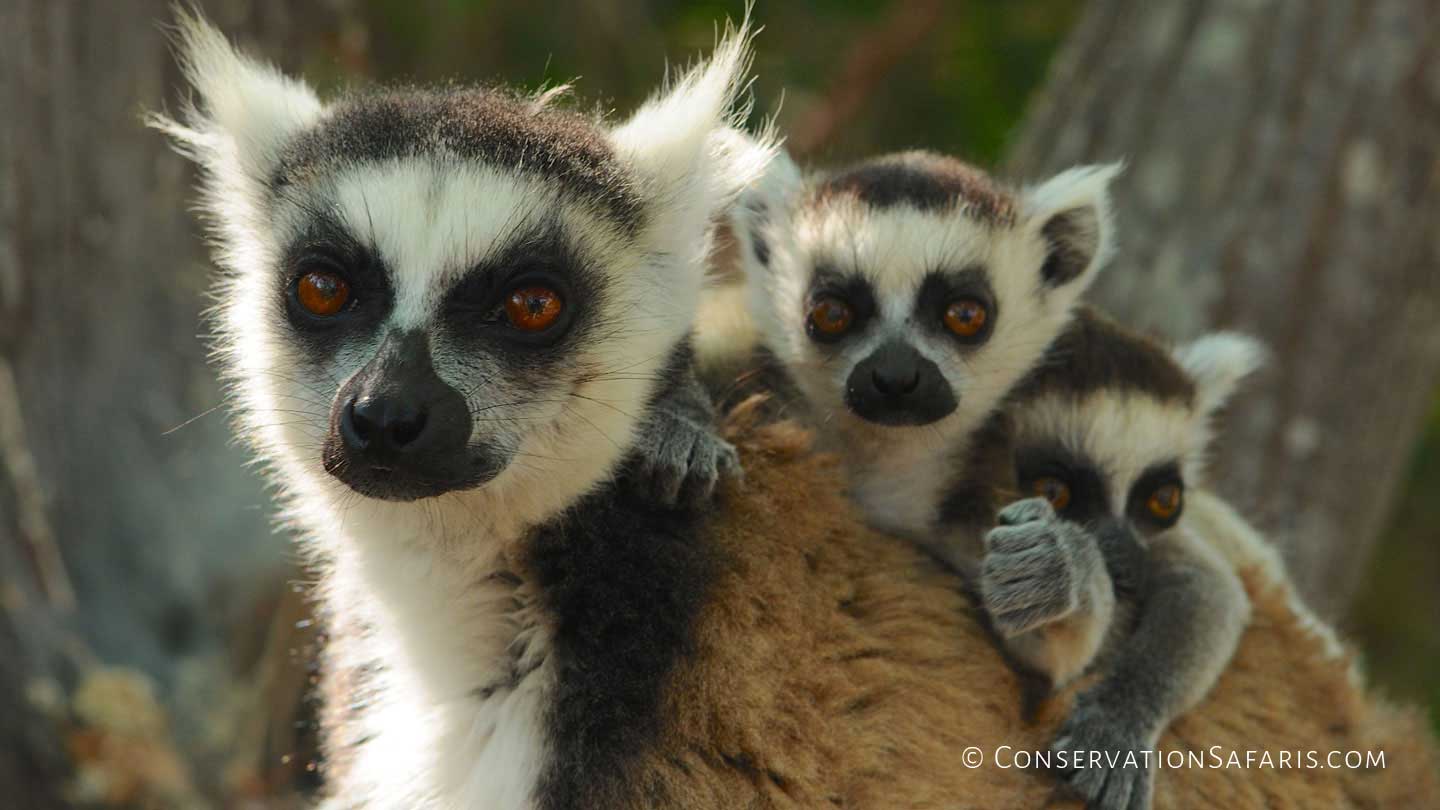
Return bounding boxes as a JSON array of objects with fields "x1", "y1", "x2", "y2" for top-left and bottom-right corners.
[
  {"x1": 1173, "y1": 332, "x2": 1267, "y2": 417},
  {"x1": 710, "y1": 123, "x2": 787, "y2": 208},
  {"x1": 1021, "y1": 162, "x2": 1123, "y2": 291},
  {"x1": 609, "y1": 17, "x2": 775, "y2": 214},
  {"x1": 149, "y1": 8, "x2": 322, "y2": 182}
]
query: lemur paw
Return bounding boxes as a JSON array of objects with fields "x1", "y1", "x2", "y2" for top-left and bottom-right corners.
[
  {"x1": 1050, "y1": 699, "x2": 1155, "y2": 810},
  {"x1": 634, "y1": 410, "x2": 740, "y2": 506},
  {"x1": 979, "y1": 497, "x2": 1096, "y2": 637}
]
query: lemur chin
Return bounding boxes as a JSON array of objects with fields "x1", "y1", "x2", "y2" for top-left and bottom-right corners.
[{"x1": 153, "y1": 10, "x2": 773, "y2": 808}]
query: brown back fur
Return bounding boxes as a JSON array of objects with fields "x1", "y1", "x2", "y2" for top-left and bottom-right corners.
[{"x1": 618, "y1": 408, "x2": 1440, "y2": 809}]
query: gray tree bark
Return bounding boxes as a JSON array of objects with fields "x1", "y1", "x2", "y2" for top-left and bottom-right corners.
[
  {"x1": 0, "y1": 1, "x2": 342, "y2": 804},
  {"x1": 1006, "y1": 0, "x2": 1440, "y2": 619}
]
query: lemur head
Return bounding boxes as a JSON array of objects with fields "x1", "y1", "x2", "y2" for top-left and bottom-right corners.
[
  {"x1": 1007, "y1": 307, "x2": 1264, "y2": 542},
  {"x1": 154, "y1": 13, "x2": 771, "y2": 520},
  {"x1": 732, "y1": 148, "x2": 1119, "y2": 448}
]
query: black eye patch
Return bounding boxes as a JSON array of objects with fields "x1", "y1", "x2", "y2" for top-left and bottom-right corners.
[
  {"x1": 1013, "y1": 442, "x2": 1110, "y2": 525},
  {"x1": 279, "y1": 216, "x2": 392, "y2": 361},
  {"x1": 1126, "y1": 461, "x2": 1185, "y2": 530},
  {"x1": 804, "y1": 265, "x2": 877, "y2": 343},
  {"x1": 915, "y1": 266, "x2": 997, "y2": 346},
  {"x1": 440, "y1": 224, "x2": 600, "y2": 361}
]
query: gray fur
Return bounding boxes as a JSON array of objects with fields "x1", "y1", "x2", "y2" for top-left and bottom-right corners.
[
  {"x1": 1051, "y1": 530, "x2": 1248, "y2": 810},
  {"x1": 1051, "y1": 696, "x2": 1153, "y2": 810},
  {"x1": 633, "y1": 368, "x2": 740, "y2": 505},
  {"x1": 980, "y1": 498, "x2": 1107, "y2": 638}
]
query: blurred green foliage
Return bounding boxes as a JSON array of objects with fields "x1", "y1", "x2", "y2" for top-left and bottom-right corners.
[
  {"x1": 322, "y1": 0, "x2": 1436, "y2": 734},
  {"x1": 1352, "y1": 395, "x2": 1440, "y2": 735},
  {"x1": 341, "y1": 0, "x2": 1081, "y2": 164}
]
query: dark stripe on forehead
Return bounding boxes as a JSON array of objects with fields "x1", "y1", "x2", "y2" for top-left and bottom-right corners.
[
  {"x1": 1013, "y1": 307, "x2": 1197, "y2": 405},
  {"x1": 810, "y1": 151, "x2": 1017, "y2": 226},
  {"x1": 275, "y1": 87, "x2": 645, "y2": 231}
]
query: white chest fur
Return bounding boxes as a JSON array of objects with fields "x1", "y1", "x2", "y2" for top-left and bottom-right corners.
[
  {"x1": 839, "y1": 429, "x2": 960, "y2": 538},
  {"x1": 321, "y1": 511, "x2": 556, "y2": 810}
]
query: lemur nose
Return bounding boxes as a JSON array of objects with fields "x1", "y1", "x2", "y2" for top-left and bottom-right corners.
[
  {"x1": 871, "y1": 367, "x2": 921, "y2": 396},
  {"x1": 843, "y1": 338, "x2": 957, "y2": 426},
  {"x1": 343, "y1": 396, "x2": 430, "y2": 453}
]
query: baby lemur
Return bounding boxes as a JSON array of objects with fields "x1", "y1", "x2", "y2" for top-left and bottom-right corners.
[
  {"x1": 984, "y1": 307, "x2": 1261, "y2": 810},
  {"x1": 728, "y1": 147, "x2": 1120, "y2": 573}
]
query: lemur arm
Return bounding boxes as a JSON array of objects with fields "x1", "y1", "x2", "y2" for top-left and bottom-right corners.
[
  {"x1": 1050, "y1": 525, "x2": 1250, "y2": 810},
  {"x1": 630, "y1": 358, "x2": 740, "y2": 506},
  {"x1": 979, "y1": 498, "x2": 1118, "y2": 690},
  {"x1": 1068, "y1": 525, "x2": 1249, "y2": 734}
]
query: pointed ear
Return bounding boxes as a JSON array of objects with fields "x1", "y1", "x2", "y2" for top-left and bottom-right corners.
[
  {"x1": 1173, "y1": 332, "x2": 1266, "y2": 418},
  {"x1": 1021, "y1": 162, "x2": 1122, "y2": 292},
  {"x1": 726, "y1": 137, "x2": 801, "y2": 273},
  {"x1": 608, "y1": 20, "x2": 777, "y2": 238},
  {"x1": 148, "y1": 9, "x2": 322, "y2": 183}
]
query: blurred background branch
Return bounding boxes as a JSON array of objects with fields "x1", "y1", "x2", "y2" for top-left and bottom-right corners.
[
  {"x1": 0, "y1": 356, "x2": 74, "y2": 611},
  {"x1": 785, "y1": 0, "x2": 946, "y2": 156}
]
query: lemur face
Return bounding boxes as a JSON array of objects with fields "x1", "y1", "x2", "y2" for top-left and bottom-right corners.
[
  {"x1": 157, "y1": 14, "x2": 770, "y2": 504},
  {"x1": 1007, "y1": 308, "x2": 1264, "y2": 542},
  {"x1": 735, "y1": 150, "x2": 1120, "y2": 445},
  {"x1": 266, "y1": 157, "x2": 634, "y2": 502}
]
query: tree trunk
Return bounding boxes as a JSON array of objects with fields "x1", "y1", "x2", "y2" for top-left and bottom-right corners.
[
  {"x1": 1006, "y1": 0, "x2": 1440, "y2": 619},
  {"x1": 0, "y1": 1, "x2": 342, "y2": 804}
]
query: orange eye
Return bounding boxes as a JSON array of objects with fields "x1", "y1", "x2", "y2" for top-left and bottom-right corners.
[
  {"x1": 1033, "y1": 476, "x2": 1071, "y2": 511},
  {"x1": 807, "y1": 297, "x2": 854, "y2": 338},
  {"x1": 944, "y1": 298, "x2": 988, "y2": 338},
  {"x1": 296, "y1": 270, "x2": 351, "y2": 316},
  {"x1": 504, "y1": 286, "x2": 564, "y2": 332},
  {"x1": 1146, "y1": 484, "x2": 1183, "y2": 521}
]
